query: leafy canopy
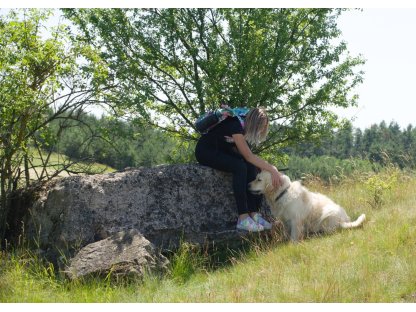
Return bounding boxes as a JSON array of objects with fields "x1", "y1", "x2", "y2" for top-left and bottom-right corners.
[{"x1": 63, "y1": 8, "x2": 365, "y2": 152}]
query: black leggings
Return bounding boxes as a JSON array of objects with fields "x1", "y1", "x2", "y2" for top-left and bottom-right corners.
[{"x1": 195, "y1": 140, "x2": 262, "y2": 215}]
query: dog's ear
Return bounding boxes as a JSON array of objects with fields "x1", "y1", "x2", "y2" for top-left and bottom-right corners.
[{"x1": 264, "y1": 183, "x2": 275, "y2": 196}]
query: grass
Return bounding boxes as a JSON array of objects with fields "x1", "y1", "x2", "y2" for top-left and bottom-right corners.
[
  {"x1": 23, "y1": 148, "x2": 115, "y2": 181},
  {"x1": 1, "y1": 168, "x2": 416, "y2": 302}
]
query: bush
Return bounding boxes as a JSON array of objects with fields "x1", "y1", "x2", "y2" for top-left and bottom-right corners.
[{"x1": 287, "y1": 155, "x2": 380, "y2": 183}]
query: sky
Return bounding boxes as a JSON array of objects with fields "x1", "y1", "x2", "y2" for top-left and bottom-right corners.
[
  {"x1": 334, "y1": 8, "x2": 416, "y2": 130},
  {"x1": 2, "y1": 1, "x2": 416, "y2": 130}
]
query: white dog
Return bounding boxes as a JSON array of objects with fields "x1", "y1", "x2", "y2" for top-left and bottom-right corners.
[{"x1": 249, "y1": 171, "x2": 366, "y2": 241}]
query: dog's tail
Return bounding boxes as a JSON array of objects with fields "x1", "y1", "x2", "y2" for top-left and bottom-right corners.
[{"x1": 340, "y1": 214, "x2": 366, "y2": 229}]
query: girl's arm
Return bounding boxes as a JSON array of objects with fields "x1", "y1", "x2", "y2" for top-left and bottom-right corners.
[{"x1": 232, "y1": 133, "x2": 281, "y2": 187}]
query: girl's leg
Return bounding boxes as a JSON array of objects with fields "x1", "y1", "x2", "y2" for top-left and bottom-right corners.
[
  {"x1": 246, "y1": 162, "x2": 262, "y2": 213},
  {"x1": 195, "y1": 142, "x2": 250, "y2": 215}
]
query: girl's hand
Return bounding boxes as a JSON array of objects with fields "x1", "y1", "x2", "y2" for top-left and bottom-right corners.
[{"x1": 271, "y1": 167, "x2": 281, "y2": 188}]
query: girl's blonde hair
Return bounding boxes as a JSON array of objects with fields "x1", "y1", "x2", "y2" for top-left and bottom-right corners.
[{"x1": 244, "y1": 107, "x2": 269, "y2": 146}]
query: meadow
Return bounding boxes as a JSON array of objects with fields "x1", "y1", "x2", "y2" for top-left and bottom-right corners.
[
  {"x1": 26, "y1": 148, "x2": 115, "y2": 180},
  {"x1": 1, "y1": 167, "x2": 416, "y2": 303}
]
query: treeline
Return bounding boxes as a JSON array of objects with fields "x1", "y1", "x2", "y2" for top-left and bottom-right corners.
[
  {"x1": 284, "y1": 121, "x2": 416, "y2": 169},
  {"x1": 280, "y1": 120, "x2": 416, "y2": 181},
  {"x1": 48, "y1": 114, "x2": 416, "y2": 176}
]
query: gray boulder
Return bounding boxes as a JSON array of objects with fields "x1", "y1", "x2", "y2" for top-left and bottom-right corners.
[
  {"x1": 66, "y1": 229, "x2": 169, "y2": 280},
  {"x1": 24, "y1": 164, "x2": 269, "y2": 262}
]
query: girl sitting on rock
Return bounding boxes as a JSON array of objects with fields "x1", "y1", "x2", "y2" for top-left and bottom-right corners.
[{"x1": 195, "y1": 107, "x2": 281, "y2": 232}]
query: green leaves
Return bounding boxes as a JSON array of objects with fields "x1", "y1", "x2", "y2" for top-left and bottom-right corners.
[
  {"x1": 64, "y1": 8, "x2": 365, "y2": 150},
  {"x1": 1, "y1": 9, "x2": 115, "y2": 238}
]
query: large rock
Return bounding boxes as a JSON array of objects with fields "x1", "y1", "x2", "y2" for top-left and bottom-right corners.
[
  {"x1": 24, "y1": 164, "x2": 269, "y2": 262},
  {"x1": 66, "y1": 229, "x2": 169, "y2": 280}
]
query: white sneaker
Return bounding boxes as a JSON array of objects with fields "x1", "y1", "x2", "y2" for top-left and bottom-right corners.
[
  {"x1": 236, "y1": 217, "x2": 265, "y2": 232},
  {"x1": 252, "y1": 213, "x2": 273, "y2": 230}
]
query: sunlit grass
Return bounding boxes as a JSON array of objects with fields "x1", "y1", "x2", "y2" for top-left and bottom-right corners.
[{"x1": 1, "y1": 169, "x2": 416, "y2": 302}]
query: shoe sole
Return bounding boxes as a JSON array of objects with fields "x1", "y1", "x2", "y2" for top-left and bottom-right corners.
[{"x1": 236, "y1": 227, "x2": 265, "y2": 232}]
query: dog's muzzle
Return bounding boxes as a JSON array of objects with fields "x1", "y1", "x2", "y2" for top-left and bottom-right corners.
[{"x1": 249, "y1": 187, "x2": 262, "y2": 195}]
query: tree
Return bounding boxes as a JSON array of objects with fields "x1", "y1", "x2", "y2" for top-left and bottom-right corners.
[
  {"x1": 63, "y1": 8, "x2": 365, "y2": 154},
  {"x1": 331, "y1": 120, "x2": 354, "y2": 159},
  {"x1": 0, "y1": 9, "x2": 111, "y2": 240},
  {"x1": 353, "y1": 127, "x2": 364, "y2": 158}
]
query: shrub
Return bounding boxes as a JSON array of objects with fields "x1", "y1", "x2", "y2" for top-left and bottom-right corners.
[{"x1": 287, "y1": 155, "x2": 379, "y2": 183}]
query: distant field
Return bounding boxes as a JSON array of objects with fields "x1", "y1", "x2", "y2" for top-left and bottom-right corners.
[{"x1": 25, "y1": 149, "x2": 115, "y2": 181}]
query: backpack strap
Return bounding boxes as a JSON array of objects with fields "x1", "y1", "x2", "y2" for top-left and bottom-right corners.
[{"x1": 230, "y1": 107, "x2": 249, "y2": 129}]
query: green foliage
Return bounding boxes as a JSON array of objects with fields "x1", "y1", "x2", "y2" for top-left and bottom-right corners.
[
  {"x1": 258, "y1": 148, "x2": 289, "y2": 171},
  {"x1": 365, "y1": 166, "x2": 400, "y2": 209},
  {"x1": 287, "y1": 155, "x2": 379, "y2": 183},
  {"x1": 166, "y1": 137, "x2": 197, "y2": 164},
  {"x1": 44, "y1": 112, "x2": 189, "y2": 170},
  {"x1": 0, "y1": 9, "x2": 111, "y2": 239},
  {"x1": 63, "y1": 8, "x2": 364, "y2": 151}
]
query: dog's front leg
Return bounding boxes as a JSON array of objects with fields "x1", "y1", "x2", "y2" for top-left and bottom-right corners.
[{"x1": 289, "y1": 219, "x2": 302, "y2": 242}]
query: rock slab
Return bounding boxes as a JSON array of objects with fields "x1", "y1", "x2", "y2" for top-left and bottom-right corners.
[
  {"x1": 24, "y1": 164, "x2": 269, "y2": 262},
  {"x1": 66, "y1": 229, "x2": 169, "y2": 280}
]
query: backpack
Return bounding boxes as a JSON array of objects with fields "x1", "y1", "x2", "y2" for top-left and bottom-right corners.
[{"x1": 195, "y1": 106, "x2": 250, "y2": 134}]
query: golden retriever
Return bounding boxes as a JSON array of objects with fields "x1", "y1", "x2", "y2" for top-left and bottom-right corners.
[{"x1": 249, "y1": 171, "x2": 366, "y2": 241}]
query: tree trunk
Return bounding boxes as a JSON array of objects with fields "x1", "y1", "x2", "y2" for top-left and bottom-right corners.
[
  {"x1": 24, "y1": 153, "x2": 30, "y2": 187},
  {"x1": 0, "y1": 168, "x2": 8, "y2": 242}
]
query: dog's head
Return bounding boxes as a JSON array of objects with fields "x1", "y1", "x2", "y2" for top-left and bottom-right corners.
[{"x1": 249, "y1": 170, "x2": 291, "y2": 197}]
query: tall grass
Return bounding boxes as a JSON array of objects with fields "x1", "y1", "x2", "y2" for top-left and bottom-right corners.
[{"x1": 1, "y1": 168, "x2": 416, "y2": 302}]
